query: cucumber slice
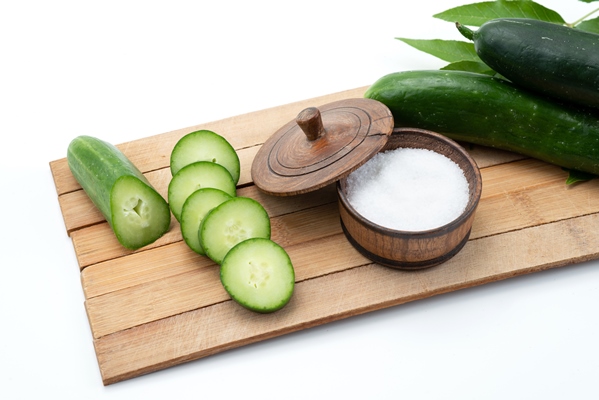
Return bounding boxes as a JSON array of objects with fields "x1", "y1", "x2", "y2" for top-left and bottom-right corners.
[
  {"x1": 221, "y1": 238, "x2": 295, "y2": 313},
  {"x1": 67, "y1": 135, "x2": 171, "y2": 250},
  {"x1": 170, "y1": 130, "x2": 241, "y2": 184},
  {"x1": 168, "y1": 161, "x2": 237, "y2": 222},
  {"x1": 180, "y1": 188, "x2": 232, "y2": 254},
  {"x1": 200, "y1": 197, "x2": 271, "y2": 265}
]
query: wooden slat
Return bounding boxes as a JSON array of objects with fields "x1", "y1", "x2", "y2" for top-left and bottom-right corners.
[{"x1": 94, "y1": 211, "x2": 599, "y2": 385}]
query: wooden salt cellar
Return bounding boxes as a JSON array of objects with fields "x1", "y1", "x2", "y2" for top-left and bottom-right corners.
[{"x1": 252, "y1": 100, "x2": 482, "y2": 270}]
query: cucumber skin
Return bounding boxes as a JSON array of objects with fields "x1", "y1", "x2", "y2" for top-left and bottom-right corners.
[
  {"x1": 364, "y1": 70, "x2": 599, "y2": 175},
  {"x1": 67, "y1": 135, "x2": 170, "y2": 248},
  {"x1": 464, "y1": 18, "x2": 599, "y2": 110}
]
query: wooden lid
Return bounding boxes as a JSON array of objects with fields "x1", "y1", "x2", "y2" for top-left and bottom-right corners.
[{"x1": 251, "y1": 98, "x2": 394, "y2": 196}]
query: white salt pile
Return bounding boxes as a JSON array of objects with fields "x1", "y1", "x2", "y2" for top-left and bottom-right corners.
[{"x1": 345, "y1": 147, "x2": 470, "y2": 231}]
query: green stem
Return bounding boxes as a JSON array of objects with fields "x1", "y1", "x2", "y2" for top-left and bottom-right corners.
[
  {"x1": 455, "y1": 22, "x2": 474, "y2": 41},
  {"x1": 569, "y1": 7, "x2": 599, "y2": 27}
]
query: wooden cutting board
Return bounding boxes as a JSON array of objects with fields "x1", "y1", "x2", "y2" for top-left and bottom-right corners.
[{"x1": 50, "y1": 86, "x2": 599, "y2": 385}]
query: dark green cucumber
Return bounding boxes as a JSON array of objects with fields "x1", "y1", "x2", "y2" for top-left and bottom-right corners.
[
  {"x1": 67, "y1": 135, "x2": 171, "y2": 250},
  {"x1": 457, "y1": 18, "x2": 599, "y2": 110},
  {"x1": 364, "y1": 70, "x2": 599, "y2": 175}
]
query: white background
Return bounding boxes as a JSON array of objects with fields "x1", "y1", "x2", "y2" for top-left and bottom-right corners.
[{"x1": 2, "y1": 0, "x2": 599, "y2": 398}]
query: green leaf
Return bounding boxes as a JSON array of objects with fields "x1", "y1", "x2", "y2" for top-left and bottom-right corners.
[
  {"x1": 563, "y1": 168, "x2": 597, "y2": 185},
  {"x1": 396, "y1": 38, "x2": 478, "y2": 63},
  {"x1": 575, "y1": 16, "x2": 599, "y2": 33},
  {"x1": 434, "y1": 1, "x2": 565, "y2": 27},
  {"x1": 579, "y1": 0, "x2": 599, "y2": 3},
  {"x1": 441, "y1": 60, "x2": 496, "y2": 75}
]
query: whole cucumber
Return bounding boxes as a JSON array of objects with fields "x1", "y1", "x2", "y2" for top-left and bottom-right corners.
[
  {"x1": 364, "y1": 70, "x2": 599, "y2": 174},
  {"x1": 67, "y1": 135, "x2": 171, "y2": 250},
  {"x1": 457, "y1": 18, "x2": 599, "y2": 110}
]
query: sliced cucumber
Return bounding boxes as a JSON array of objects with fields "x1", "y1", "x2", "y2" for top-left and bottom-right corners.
[
  {"x1": 170, "y1": 130, "x2": 241, "y2": 184},
  {"x1": 180, "y1": 188, "x2": 232, "y2": 254},
  {"x1": 221, "y1": 238, "x2": 295, "y2": 313},
  {"x1": 200, "y1": 197, "x2": 271, "y2": 265},
  {"x1": 67, "y1": 135, "x2": 171, "y2": 250},
  {"x1": 168, "y1": 161, "x2": 237, "y2": 222}
]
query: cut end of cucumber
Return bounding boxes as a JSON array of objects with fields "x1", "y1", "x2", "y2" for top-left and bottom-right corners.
[
  {"x1": 221, "y1": 238, "x2": 295, "y2": 313},
  {"x1": 170, "y1": 130, "x2": 241, "y2": 184},
  {"x1": 111, "y1": 176, "x2": 171, "y2": 250}
]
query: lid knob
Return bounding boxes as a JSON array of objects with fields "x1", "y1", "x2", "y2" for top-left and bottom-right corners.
[{"x1": 296, "y1": 107, "x2": 324, "y2": 141}]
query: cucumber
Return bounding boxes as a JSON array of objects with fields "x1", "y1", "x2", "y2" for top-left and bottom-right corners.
[
  {"x1": 199, "y1": 197, "x2": 271, "y2": 265},
  {"x1": 180, "y1": 188, "x2": 232, "y2": 254},
  {"x1": 67, "y1": 135, "x2": 171, "y2": 250},
  {"x1": 457, "y1": 18, "x2": 599, "y2": 110},
  {"x1": 364, "y1": 70, "x2": 599, "y2": 175},
  {"x1": 220, "y1": 238, "x2": 295, "y2": 313},
  {"x1": 170, "y1": 130, "x2": 241, "y2": 184},
  {"x1": 168, "y1": 161, "x2": 237, "y2": 222}
]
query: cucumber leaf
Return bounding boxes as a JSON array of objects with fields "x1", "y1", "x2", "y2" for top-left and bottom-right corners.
[
  {"x1": 440, "y1": 60, "x2": 496, "y2": 75},
  {"x1": 396, "y1": 38, "x2": 478, "y2": 62},
  {"x1": 579, "y1": 0, "x2": 599, "y2": 3},
  {"x1": 576, "y1": 16, "x2": 599, "y2": 33},
  {"x1": 563, "y1": 168, "x2": 597, "y2": 185},
  {"x1": 434, "y1": 1, "x2": 565, "y2": 27}
]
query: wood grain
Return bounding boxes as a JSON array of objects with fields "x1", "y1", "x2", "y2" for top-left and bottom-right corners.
[{"x1": 50, "y1": 86, "x2": 599, "y2": 386}]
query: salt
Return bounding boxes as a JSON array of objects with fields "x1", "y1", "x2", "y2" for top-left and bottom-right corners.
[{"x1": 345, "y1": 147, "x2": 470, "y2": 231}]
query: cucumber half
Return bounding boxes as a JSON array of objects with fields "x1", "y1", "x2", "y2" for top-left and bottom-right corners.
[
  {"x1": 168, "y1": 161, "x2": 237, "y2": 222},
  {"x1": 200, "y1": 196, "x2": 271, "y2": 265},
  {"x1": 180, "y1": 188, "x2": 232, "y2": 254},
  {"x1": 170, "y1": 130, "x2": 241, "y2": 184},
  {"x1": 67, "y1": 135, "x2": 171, "y2": 250},
  {"x1": 221, "y1": 238, "x2": 295, "y2": 313}
]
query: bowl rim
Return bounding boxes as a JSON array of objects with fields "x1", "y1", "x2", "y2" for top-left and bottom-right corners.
[{"x1": 337, "y1": 127, "x2": 483, "y2": 237}]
